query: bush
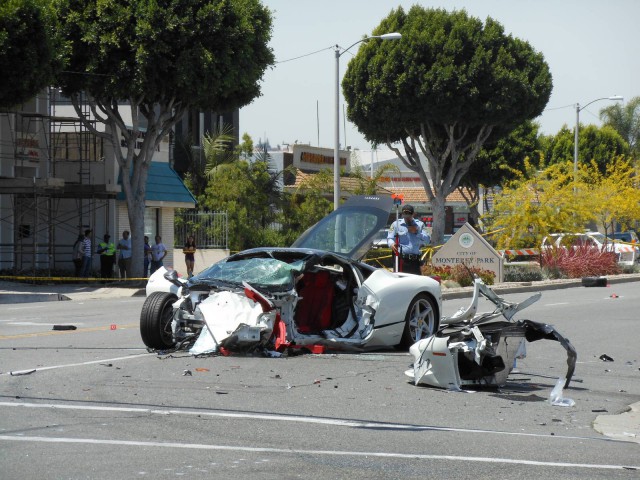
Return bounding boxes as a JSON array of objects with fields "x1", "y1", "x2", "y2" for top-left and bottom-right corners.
[
  {"x1": 540, "y1": 245, "x2": 620, "y2": 279},
  {"x1": 422, "y1": 263, "x2": 495, "y2": 286},
  {"x1": 504, "y1": 265, "x2": 543, "y2": 282}
]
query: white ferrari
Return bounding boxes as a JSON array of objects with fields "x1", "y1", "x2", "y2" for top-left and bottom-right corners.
[{"x1": 140, "y1": 195, "x2": 442, "y2": 354}]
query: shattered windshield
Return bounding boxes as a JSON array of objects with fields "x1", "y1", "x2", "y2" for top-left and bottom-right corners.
[{"x1": 192, "y1": 258, "x2": 304, "y2": 291}]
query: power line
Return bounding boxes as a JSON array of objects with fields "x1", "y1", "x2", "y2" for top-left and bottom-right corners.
[{"x1": 275, "y1": 45, "x2": 334, "y2": 64}]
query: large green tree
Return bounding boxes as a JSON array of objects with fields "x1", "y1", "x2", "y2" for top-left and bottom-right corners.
[
  {"x1": 342, "y1": 6, "x2": 552, "y2": 243},
  {"x1": 540, "y1": 124, "x2": 629, "y2": 174},
  {"x1": 600, "y1": 96, "x2": 640, "y2": 159},
  {"x1": 0, "y1": 0, "x2": 61, "y2": 109},
  {"x1": 54, "y1": 0, "x2": 274, "y2": 275},
  {"x1": 460, "y1": 120, "x2": 541, "y2": 226}
]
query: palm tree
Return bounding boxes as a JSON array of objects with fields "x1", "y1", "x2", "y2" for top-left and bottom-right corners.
[{"x1": 600, "y1": 97, "x2": 640, "y2": 159}]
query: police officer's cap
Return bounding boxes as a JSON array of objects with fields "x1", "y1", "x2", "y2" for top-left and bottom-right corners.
[{"x1": 402, "y1": 204, "x2": 414, "y2": 214}]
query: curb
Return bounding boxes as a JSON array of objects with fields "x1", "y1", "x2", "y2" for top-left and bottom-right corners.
[{"x1": 442, "y1": 273, "x2": 640, "y2": 300}]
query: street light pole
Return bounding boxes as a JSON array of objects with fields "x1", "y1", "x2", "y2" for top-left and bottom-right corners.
[
  {"x1": 573, "y1": 95, "x2": 624, "y2": 185},
  {"x1": 333, "y1": 32, "x2": 401, "y2": 210}
]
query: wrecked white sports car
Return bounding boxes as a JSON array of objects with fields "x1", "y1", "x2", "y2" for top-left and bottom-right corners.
[
  {"x1": 406, "y1": 278, "x2": 577, "y2": 392},
  {"x1": 140, "y1": 195, "x2": 442, "y2": 354}
]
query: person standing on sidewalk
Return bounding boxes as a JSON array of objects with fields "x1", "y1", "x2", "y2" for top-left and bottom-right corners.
[
  {"x1": 117, "y1": 230, "x2": 132, "y2": 278},
  {"x1": 80, "y1": 229, "x2": 93, "y2": 278},
  {"x1": 183, "y1": 235, "x2": 196, "y2": 278},
  {"x1": 97, "y1": 233, "x2": 116, "y2": 279},
  {"x1": 150, "y1": 235, "x2": 167, "y2": 274}
]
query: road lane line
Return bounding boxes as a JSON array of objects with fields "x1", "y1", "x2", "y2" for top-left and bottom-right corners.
[
  {"x1": 0, "y1": 401, "x2": 627, "y2": 445},
  {"x1": 0, "y1": 435, "x2": 636, "y2": 471},
  {"x1": 0, "y1": 352, "x2": 151, "y2": 376}
]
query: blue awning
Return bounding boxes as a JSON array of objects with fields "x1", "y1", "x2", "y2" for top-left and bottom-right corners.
[{"x1": 118, "y1": 162, "x2": 196, "y2": 207}]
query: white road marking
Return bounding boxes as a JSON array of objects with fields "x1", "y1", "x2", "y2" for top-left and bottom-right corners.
[
  {"x1": 544, "y1": 303, "x2": 569, "y2": 307},
  {"x1": 0, "y1": 401, "x2": 626, "y2": 444},
  {"x1": 0, "y1": 434, "x2": 636, "y2": 470},
  {"x1": 4, "y1": 322, "x2": 85, "y2": 326},
  {"x1": 0, "y1": 353, "x2": 151, "y2": 376}
]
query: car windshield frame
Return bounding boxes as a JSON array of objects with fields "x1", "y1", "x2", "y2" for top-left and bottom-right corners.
[{"x1": 291, "y1": 195, "x2": 394, "y2": 260}]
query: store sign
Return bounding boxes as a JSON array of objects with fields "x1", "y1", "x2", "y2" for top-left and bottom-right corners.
[
  {"x1": 432, "y1": 222, "x2": 503, "y2": 282},
  {"x1": 293, "y1": 145, "x2": 350, "y2": 173}
]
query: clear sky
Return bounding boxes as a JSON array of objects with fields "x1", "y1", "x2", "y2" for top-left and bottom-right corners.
[{"x1": 239, "y1": 0, "x2": 638, "y2": 153}]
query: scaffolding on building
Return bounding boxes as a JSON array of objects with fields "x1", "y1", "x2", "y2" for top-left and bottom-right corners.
[{"x1": 0, "y1": 88, "x2": 117, "y2": 275}]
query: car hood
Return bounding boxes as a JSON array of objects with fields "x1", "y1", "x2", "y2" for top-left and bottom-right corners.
[{"x1": 291, "y1": 195, "x2": 394, "y2": 260}]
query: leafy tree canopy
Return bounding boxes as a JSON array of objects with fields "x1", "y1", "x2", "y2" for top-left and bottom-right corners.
[
  {"x1": 342, "y1": 6, "x2": 552, "y2": 242},
  {"x1": 0, "y1": 0, "x2": 62, "y2": 109},
  {"x1": 55, "y1": 0, "x2": 274, "y2": 113},
  {"x1": 486, "y1": 156, "x2": 640, "y2": 249},
  {"x1": 540, "y1": 124, "x2": 629, "y2": 174},
  {"x1": 343, "y1": 6, "x2": 552, "y2": 144}
]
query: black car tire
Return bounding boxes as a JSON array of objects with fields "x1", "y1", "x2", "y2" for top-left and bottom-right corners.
[
  {"x1": 400, "y1": 293, "x2": 439, "y2": 348},
  {"x1": 140, "y1": 292, "x2": 178, "y2": 349}
]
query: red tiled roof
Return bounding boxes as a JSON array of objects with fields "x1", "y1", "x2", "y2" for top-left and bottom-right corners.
[{"x1": 285, "y1": 171, "x2": 471, "y2": 204}]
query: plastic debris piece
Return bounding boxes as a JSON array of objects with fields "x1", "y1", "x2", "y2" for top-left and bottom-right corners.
[
  {"x1": 548, "y1": 377, "x2": 575, "y2": 407},
  {"x1": 10, "y1": 369, "x2": 36, "y2": 376},
  {"x1": 100, "y1": 363, "x2": 113, "y2": 367},
  {"x1": 183, "y1": 370, "x2": 193, "y2": 376},
  {"x1": 195, "y1": 368, "x2": 209, "y2": 372},
  {"x1": 599, "y1": 354, "x2": 614, "y2": 362},
  {"x1": 592, "y1": 408, "x2": 608, "y2": 412},
  {"x1": 610, "y1": 293, "x2": 619, "y2": 298},
  {"x1": 110, "y1": 324, "x2": 117, "y2": 330},
  {"x1": 52, "y1": 325, "x2": 77, "y2": 331},
  {"x1": 313, "y1": 379, "x2": 321, "y2": 384}
]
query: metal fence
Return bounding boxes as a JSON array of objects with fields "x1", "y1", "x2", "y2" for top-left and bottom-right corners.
[{"x1": 174, "y1": 211, "x2": 228, "y2": 249}]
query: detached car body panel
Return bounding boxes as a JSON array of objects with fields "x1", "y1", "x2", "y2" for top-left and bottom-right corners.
[
  {"x1": 406, "y1": 278, "x2": 577, "y2": 393},
  {"x1": 141, "y1": 195, "x2": 442, "y2": 354}
]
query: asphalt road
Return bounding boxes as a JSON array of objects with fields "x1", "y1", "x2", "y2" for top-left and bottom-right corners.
[{"x1": 1, "y1": 284, "x2": 639, "y2": 479}]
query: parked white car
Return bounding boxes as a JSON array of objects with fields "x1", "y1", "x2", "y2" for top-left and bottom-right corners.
[{"x1": 541, "y1": 232, "x2": 639, "y2": 265}]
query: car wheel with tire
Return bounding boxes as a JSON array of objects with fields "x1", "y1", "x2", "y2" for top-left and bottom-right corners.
[
  {"x1": 400, "y1": 293, "x2": 439, "y2": 348},
  {"x1": 140, "y1": 292, "x2": 178, "y2": 349}
]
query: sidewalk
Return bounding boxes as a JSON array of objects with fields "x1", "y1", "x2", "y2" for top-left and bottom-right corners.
[
  {"x1": 2, "y1": 273, "x2": 640, "y2": 304},
  {"x1": 0, "y1": 280, "x2": 145, "y2": 304}
]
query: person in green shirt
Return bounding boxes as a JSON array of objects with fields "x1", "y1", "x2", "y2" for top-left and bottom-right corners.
[{"x1": 96, "y1": 233, "x2": 116, "y2": 279}]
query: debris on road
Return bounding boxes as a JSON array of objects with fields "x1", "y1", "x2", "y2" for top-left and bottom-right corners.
[
  {"x1": 52, "y1": 325, "x2": 77, "y2": 330},
  {"x1": 599, "y1": 354, "x2": 614, "y2": 362},
  {"x1": 9, "y1": 369, "x2": 36, "y2": 376}
]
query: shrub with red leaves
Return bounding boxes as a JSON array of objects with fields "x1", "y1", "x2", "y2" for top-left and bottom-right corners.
[{"x1": 540, "y1": 245, "x2": 621, "y2": 278}]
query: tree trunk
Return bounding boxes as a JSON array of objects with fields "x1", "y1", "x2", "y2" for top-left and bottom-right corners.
[{"x1": 430, "y1": 193, "x2": 446, "y2": 244}]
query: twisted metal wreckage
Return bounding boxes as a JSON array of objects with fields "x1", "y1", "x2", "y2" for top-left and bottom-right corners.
[
  {"x1": 406, "y1": 278, "x2": 577, "y2": 397},
  {"x1": 142, "y1": 267, "x2": 576, "y2": 400}
]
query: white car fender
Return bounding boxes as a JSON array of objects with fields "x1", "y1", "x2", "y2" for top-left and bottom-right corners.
[
  {"x1": 362, "y1": 268, "x2": 441, "y2": 326},
  {"x1": 145, "y1": 267, "x2": 183, "y2": 297}
]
